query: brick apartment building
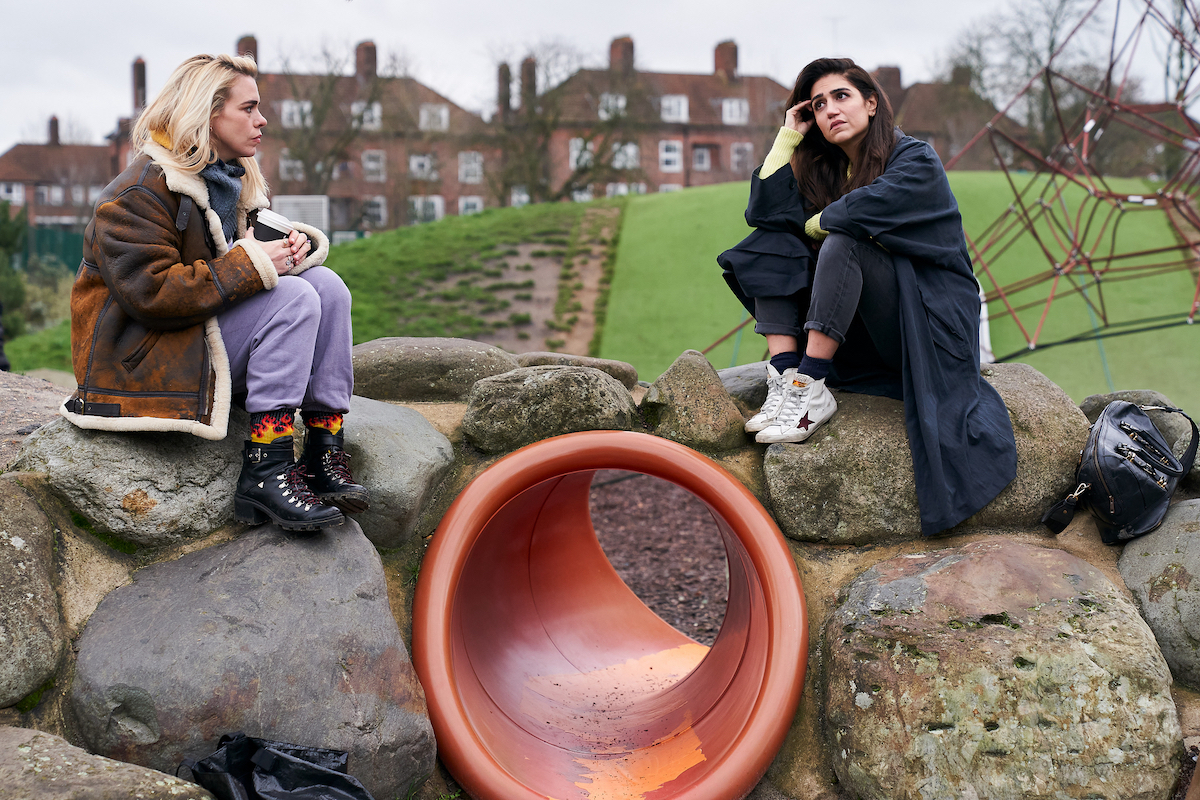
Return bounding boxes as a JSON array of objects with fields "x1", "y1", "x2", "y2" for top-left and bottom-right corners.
[
  {"x1": 510, "y1": 37, "x2": 791, "y2": 201},
  {"x1": 0, "y1": 117, "x2": 116, "y2": 231}
]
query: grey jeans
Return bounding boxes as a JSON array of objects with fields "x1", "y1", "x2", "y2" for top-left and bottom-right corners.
[
  {"x1": 216, "y1": 266, "x2": 354, "y2": 414},
  {"x1": 754, "y1": 233, "x2": 902, "y2": 370}
]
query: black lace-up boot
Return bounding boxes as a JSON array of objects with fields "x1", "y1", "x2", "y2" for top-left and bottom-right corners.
[
  {"x1": 301, "y1": 429, "x2": 370, "y2": 514},
  {"x1": 234, "y1": 437, "x2": 344, "y2": 531}
]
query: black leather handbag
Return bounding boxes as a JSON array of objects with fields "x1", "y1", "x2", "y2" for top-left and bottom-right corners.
[
  {"x1": 1043, "y1": 402, "x2": 1198, "y2": 544},
  {"x1": 178, "y1": 732, "x2": 375, "y2": 800}
]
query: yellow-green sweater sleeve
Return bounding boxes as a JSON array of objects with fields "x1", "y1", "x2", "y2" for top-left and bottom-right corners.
[{"x1": 758, "y1": 127, "x2": 803, "y2": 179}]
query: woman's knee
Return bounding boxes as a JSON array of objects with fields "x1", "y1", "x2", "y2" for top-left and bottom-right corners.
[
  {"x1": 273, "y1": 276, "x2": 322, "y2": 321},
  {"x1": 299, "y1": 266, "x2": 352, "y2": 310}
]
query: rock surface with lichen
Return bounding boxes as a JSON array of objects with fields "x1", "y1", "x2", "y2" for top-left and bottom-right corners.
[{"x1": 824, "y1": 539, "x2": 1180, "y2": 799}]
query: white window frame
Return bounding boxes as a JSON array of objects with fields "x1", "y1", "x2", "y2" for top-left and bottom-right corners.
[
  {"x1": 658, "y1": 140, "x2": 683, "y2": 173},
  {"x1": 660, "y1": 94, "x2": 689, "y2": 124},
  {"x1": 731, "y1": 142, "x2": 755, "y2": 173},
  {"x1": 510, "y1": 185, "x2": 530, "y2": 208},
  {"x1": 87, "y1": 185, "x2": 103, "y2": 205},
  {"x1": 280, "y1": 99, "x2": 313, "y2": 129},
  {"x1": 458, "y1": 195, "x2": 484, "y2": 215},
  {"x1": 418, "y1": 103, "x2": 450, "y2": 132},
  {"x1": 693, "y1": 146, "x2": 712, "y2": 172},
  {"x1": 351, "y1": 101, "x2": 383, "y2": 131},
  {"x1": 408, "y1": 194, "x2": 445, "y2": 224},
  {"x1": 458, "y1": 151, "x2": 483, "y2": 184},
  {"x1": 409, "y1": 153, "x2": 437, "y2": 180},
  {"x1": 658, "y1": 183, "x2": 683, "y2": 192},
  {"x1": 362, "y1": 150, "x2": 387, "y2": 183},
  {"x1": 278, "y1": 149, "x2": 305, "y2": 182},
  {"x1": 611, "y1": 142, "x2": 639, "y2": 170},
  {"x1": 36, "y1": 185, "x2": 65, "y2": 206},
  {"x1": 606, "y1": 182, "x2": 646, "y2": 197},
  {"x1": 331, "y1": 160, "x2": 354, "y2": 181},
  {"x1": 721, "y1": 97, "x2": 750, "y2": 126},
  {"x1": 0, "y1": 182, "x2": 25, "y2": 205},
  {"x1": 598, "y1": 92, "x2": 627, "y2": 121},
  {"x1": 363, "y1": 195, "x2": 388, "y2": 227},
  {"x1": 569, "y1": 138, "x2": 594, "y2": 170},
  {"x1": 571, "y1": 187, "x2": 594, "y2": 203}
]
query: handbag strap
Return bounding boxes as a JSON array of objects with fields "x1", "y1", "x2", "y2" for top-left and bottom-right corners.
[{"x1": 1140, "y1": 405, "x2": 1199, "y2": 476}]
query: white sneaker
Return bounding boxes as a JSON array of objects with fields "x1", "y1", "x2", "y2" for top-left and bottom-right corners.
[
  {"x1": 745, "y1": 365, "x2": 795, "y2": 433},
  {"x1": 755, "y1": 373, "x2": 837, "y2": 444}
]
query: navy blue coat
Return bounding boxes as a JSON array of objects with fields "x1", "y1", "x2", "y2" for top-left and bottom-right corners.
[{"x1": 718, "y1": 134, "x2": 1017, "y2": 535}]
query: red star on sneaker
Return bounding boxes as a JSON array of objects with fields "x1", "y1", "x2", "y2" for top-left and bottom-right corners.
[{"x1": 796, "y1": 414, "x2": 813, "y2": 431}]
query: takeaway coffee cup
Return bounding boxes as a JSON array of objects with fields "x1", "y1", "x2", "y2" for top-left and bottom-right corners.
[{"x1": 253, "y1": 208, "x2": 294, "y2": 241}]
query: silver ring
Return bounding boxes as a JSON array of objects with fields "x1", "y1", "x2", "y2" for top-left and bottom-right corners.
[{"x1": 284, "y1": 256, "x2": 295, "y2": 268}]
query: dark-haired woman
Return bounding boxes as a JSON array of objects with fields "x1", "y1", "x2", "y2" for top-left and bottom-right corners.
[{"x1": 719, "y1": 57, "x2": 1016, "y2": 535}]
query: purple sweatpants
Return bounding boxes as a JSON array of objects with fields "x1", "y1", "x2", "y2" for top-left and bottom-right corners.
[{"x1": 216, "y1": 266, "x2": 354, "y2": 415}]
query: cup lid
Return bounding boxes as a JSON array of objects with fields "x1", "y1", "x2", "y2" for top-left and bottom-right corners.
[{"x1": 256, "y1": 207, "x2": 294, "y2": 232}]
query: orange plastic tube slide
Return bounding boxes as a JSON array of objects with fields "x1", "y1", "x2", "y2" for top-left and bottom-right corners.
[{"x1": 412, "y1": 431, "x2": 807, "y2": 800}]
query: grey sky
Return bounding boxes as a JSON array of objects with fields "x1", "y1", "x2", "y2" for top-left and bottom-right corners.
[{"x1": 0, "y1": 0, "x2": 1165, "y2": 155}]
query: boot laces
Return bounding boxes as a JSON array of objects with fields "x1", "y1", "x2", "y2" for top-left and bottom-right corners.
[
  {"x1": 321, "y1": 448, "x2": 356, "y2": 485},
  {"x1": 280, "y1": 462, "x2": 323, "y2": 505}
]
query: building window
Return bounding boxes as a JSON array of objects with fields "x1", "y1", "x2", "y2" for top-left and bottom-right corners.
[
  {"x1": 458, "y1": 151, "x2": 483, "y2": 184},
  {"x1": 0, "y1": 183, "x2": 25, "y2": 205},
  {"x1": 731, "y1": 142, "x2": 754, "y2": 173},
  {"x1": 693, "y1": 146, "x2": 713, "y2": 172},
  {"x1": 605, "y1": 182, "x2": 647, "y2": 197},
  {"x1": 331, "y1": 160, "x2": 354, "y2": 180},
  {"x1": 408, "y1": 195, "x2": 445, "y2": 224},
  {"x1": 280, "y1": 99, "x2": 313, "y2": 129},
  {"x1": 88, "y1": 185, "x2": 104, "y2": 205},
  {"x1": 658, "y1": 183, "x2": 682, "y2": 192},
  {"x1": 35, "y1": 185, "x2": 65, "y2": 206},
  {"x1": 363, "y1": 196, "x2": 388, "y2": 227},
  {"x1": 660, "y1": 95, "x2": 689, "y2": 124},
  {"x1": 569, "y1": 138, "x2": 594, "y2": 170},
  {"x1": 659, "y1": 140, "x2": 683, "y2": 173},
  {"x1": 458, "y1": 196, "x2": 484, "y2": 215},
  {"x1": 722, "y1": 98, "x2": 750, "y2": 126},
  {"x1": 418, "y1": 103, "x2": 450, "y2": 132},
  {"x1": 510, "y1": 185, "x2": 530, "y2": 208},
  {"x1": 279, "y1": 149, "x2": 305, "y2": 182},
  {"x1": 409, "y1": 154, "x2": 437, "y2": 180},
  {"x1": 572, "y1": 187, "x2": 594, "y2": 203},
  {"x1": 611, "y1": 142, "x2": 639, "y2": 170},
  {"x1": 351, "y1": 101, "x2": 383, "y2": 131},
  {"x1": 362, "y1": 150, "x2": 386, "y2": 182},
  {"x1": 70, "y1": 185, "x2": 85, "y2": 205},
  {"x1": 598, "y1": 93, "x2": 626, "y2": 121}
]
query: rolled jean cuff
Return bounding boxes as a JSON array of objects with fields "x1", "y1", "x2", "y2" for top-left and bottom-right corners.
[
  {"x1": 754, "y1": 320, "x2": 805, "y2": 337},
  {"x1": 803, "y1": 320, "x2": 847, "y2": 344}
]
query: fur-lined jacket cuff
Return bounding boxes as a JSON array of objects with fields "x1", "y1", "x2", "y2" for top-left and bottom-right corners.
[{"x1": 231, "y1": 238, "x2": 279, "y2": 289}]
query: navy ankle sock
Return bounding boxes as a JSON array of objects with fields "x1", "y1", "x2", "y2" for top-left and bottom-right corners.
[
  {"x1": 769, "y1": 351, "x2": 801, "y2": 372},
  {"x1": 798, "y1": 354, "x2": 833, "y2": 381}
]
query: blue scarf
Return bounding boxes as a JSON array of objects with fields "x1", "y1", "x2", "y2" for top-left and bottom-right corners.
[{"x1": 199, "y1": 158, "x2": 246, "y2": 243}]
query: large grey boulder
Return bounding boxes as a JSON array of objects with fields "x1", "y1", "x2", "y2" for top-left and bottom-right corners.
[
  {"x1": 12, "y1": 411, "x2": 248, "y2": 547},
  {"x1": 763, "y1": 363, "x2": 1086, "y2": 543},
  {"x1": 0, "y1": 475, "x2": 64, "y2": 708},
  {"x1": 763, "y1": 391, "x2": 916, "y2": 543},
  {"x1": 0, "y1": 726, "x2": 214, "y2": 800},
  {"x1": 1118, "y1": 499, "x2": 1200, "y2": 690},
  {"x1": 70, "y1": 522, "x2": 435, "y2": 800},
  {"x1": 824, "y1": 540, "x2": 1180, "y2": 799},
  {"x1": 302, "y1": 395, "x2": 453, "y2": 548},
  {"x1": 642, "y1": 350, "x2": 747, "y2": 452},
  {"x1": 718, "y1": 360, "x2": 769, "y2": 410},
  {"x1": 515, "y1": 351, "x2": 639, "y2": 389},
  {"x1": 462, "y1": 365, "x2": 638, "y2": 454},
  {"x1": 969, "y1": 363, "x2": 1089, "y2": 528},
  {"x1": 353, "y1": 337, "x2": 518, "y2": 401}
]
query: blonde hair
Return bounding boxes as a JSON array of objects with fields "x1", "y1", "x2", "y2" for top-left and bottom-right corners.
[{"x1": 131, "y1": 54, "x2": 268, "y2": 200}]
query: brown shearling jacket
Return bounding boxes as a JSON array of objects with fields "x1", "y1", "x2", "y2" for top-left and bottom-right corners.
[{"x1": 61, "y1": 141, "x2": 329, "y2": 440}]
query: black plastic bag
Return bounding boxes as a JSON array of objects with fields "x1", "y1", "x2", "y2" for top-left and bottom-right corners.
[{"x1": 179, "y1": 732, "x2": 375, "y2": 800}]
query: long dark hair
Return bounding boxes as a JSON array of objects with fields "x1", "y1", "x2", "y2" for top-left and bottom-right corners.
[{"x1": 786, "y1": 58, "x2": 895, "y2": 210}]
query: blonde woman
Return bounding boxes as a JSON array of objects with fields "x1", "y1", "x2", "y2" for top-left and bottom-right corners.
[{"x1": 64, "y1": 54, "x2": 367, "y2": 531}]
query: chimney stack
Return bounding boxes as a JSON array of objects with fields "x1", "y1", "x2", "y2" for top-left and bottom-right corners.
[
  {"x1": 951, "y1": 65, "x2": 972, "y2": 87},
  {"x1": 520, "y1": 56, "x2": 537, "y2": 117},
  {"x1": 873, "y1": 67, "x2": 902, "y2": 107},
  {"x1": 236, "y1": 35, "x2": 258, "y2": 63},
  {"x1": 498, "y1": 63, "x2": 512, "y2": 123},
  {"x1": 49, "y1": 116, "x2": 60, "y2": 146},
  {"x1": 610, "y1": 36, "x2": 634, "y2": 75},
  {"x1": 714, "y1": 41, "x2": 738, "y2": 81},
  {"x1": 133, "y1": 57, "x2": 146, "y2": 113},
  {"x1": 356, "y1": 41, "x2": 377, "y2": 85}
]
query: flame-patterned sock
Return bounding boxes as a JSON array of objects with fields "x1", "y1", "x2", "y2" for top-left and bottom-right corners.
[
  {"x1": 302, "y1": 409, "x2": 343, "y2": 435},
  {"x1": 249, "y1": 409, "x2": 295, "y2": 443}
]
